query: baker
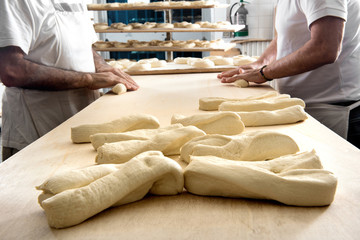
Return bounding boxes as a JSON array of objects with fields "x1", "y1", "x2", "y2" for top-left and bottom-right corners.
[
  {"x1": 218, "y1": 0, "x2": 360, "y2": 148},
  {"x1": 0, "y1": 0, "x2": 139, "y2": 161}
]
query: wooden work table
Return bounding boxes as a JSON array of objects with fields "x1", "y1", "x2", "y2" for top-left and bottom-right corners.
[{"x1": 0, "y1": 73, "x2": 359, "y2": 239}]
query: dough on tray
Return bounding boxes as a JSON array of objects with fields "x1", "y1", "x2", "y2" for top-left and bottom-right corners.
[
  {"x1": 127, "y1": 62, "x2": 152, "y2": 71},
  {"x1": 90, "y1": 124, "x2": 183, "y2": 150},
  {"x1": 219, "y1": 97, "x2": 306, "y2": 112},
  {"x1": 198, "y1": 91, "x2": 282, "y2": 111},
  {"x1": 71, "y1": 114, "x2": 160, "y2": 143},
  {"x1": 37, "y1": 151, "x2": 184, "y2": 228},
  {"x1": 171, "y1": 112, "x2": 245, "y2": 135},
  {"x1": 237, "y1": 105, "x2": 308, "y2": 127},
  {"x1": 96, "y1": 125, "x2": 205, "y2": 164},
  {"x1": 180, "y1": 131, "x2": 299, "y2": 163},
  {"x1": 184, "y1": 150, "x2": 338, "y2": 206},
  {"x1": 190, "y1": 59, "x2": 215, "y2": 68}
]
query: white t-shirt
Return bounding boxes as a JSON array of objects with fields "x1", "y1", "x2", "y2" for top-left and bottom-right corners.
[
  {"x1": 0, "y1": 0, "x2": 100, "y2": 150},
  {"x1": 275, "y1": 0, "x2": 360, "y2": 104}
]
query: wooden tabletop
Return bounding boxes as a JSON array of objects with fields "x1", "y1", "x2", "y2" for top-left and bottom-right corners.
[{"x1": 0, "y1": 73, "x2": 359, "y2": 239}]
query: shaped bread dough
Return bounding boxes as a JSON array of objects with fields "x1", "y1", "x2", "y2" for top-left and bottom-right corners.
[
  {"x1": 233, "y1": 55, "x2": 257, "y2": 66},
  {"x1": 171, "y1": 112, "x2": 244, "y2": 135},
  {"x1": 184, "y1": 150, "x2": 338, "y2": 206},
  {"x1": 237, "y1": 105, "x2": 307, "y2": 126},
  {"x1": 180, "y1": 131, "x2": 299, "y2": 163},
  {"x1": 127, "y1": 62, "x2": 152, "y2": 71},
  {"x1": 111, "y1": 83, "x2": 127, "y2": 95},
  {"x1": 219, "y1": 97, "x2": 306, "y2": 112},
  {"x1": 190, "y1": 59, "x2": 215, "y2": 68},
  {"x1": 90, "y1": 124, "x2": 183, "y2": 150},
  {"x1": 71, "y1": 114, "x2": 160, "y2": 143},
  {"x1": 212, "y1": 57, "x2": 234, "y2": 66},
  {"x1": 96, "y1": 125, "x2": 206, "y2": 164},
  {"x1": 37, "y1": 151, "x2": 184, "y2": 228},
  {"x1": 199, "y1": 91, "x2": 284, "y2": 111},
  {"x1": 233, "y1": 79, "x2": 249, "y2": 88}
]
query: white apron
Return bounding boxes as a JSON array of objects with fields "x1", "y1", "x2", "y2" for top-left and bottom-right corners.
[
  {"x1": 306, "y1": 101, "x2": 360, "y2": 139},
  {"x1": 1, "y1": 0, "x2": 100, "y2": 150}
]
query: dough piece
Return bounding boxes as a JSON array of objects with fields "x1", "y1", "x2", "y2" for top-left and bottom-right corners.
[
  {"x1": 185, "y1": 23, "x2": 201, "y2": 29},
  {"x1": 90, "y1": 124, "x2": 184, "y2": 150},
  {"x1": 233, "y1": 79, "x2": 249, "y2": 88},
  {"x1": 140, "y1": 22, "x2": 156, "y2": 29},
  {"x1": 156, "y1": 23, "x2": 174, "y2": 29},
  {"x1": 190, "y1": 59, "x2": 215, "y2": 68},
  {"x1": 94, "y1": 23, "x2": 110, "y2": 30},
  {"x1": 219, "y1": 97, "x2": 306, "y2": 112},
  {"x1": 233, "y1": 55, "x2": 257, "y2": 66},
  {"x1": 151, "y1": 60, "x2": 167, "y2": 68},
  {"x1": 111, "y1": 83, "x2": 127, "y2": 95},
  {"x1": 180, "y1": 131, "x2": 299, "y2": 163},
  {"x1": 198, "y1": 91, "x2": 283, "y2": 111},
  {"x1": 173, "y1": 57, "x2": 190, "y2": 64},
  {"x1": 184, "y1": 150, "x2": 338, "y2": 206},
  {"x1": 158, "y1": 41, "x2": 173, "y2": 47},
  {"x1": 212, "y1": 57, "x2": 234, "y2": 66},
  {"x1": 113, "y1": 42, "x2": 128, "y2": 48},
  {"x1": 93, "y1": 41, "x2": 112, "y2": 49},
  {"x1": 237, "y1": 105, "x2": 308, "y2": 127},
  {"x1": 71, "y1": 114, "x2": 160, "y2": 143},
  {"x1": 127, "y1": 62, "x2": 152, "y2": 71},
  {"x1": 37, "y1": 151, "x2": 184, "y2": 228},
  {"x1": 96, "y1": 126, "x2": 206, "y2": 164},
  {"x1": 171, "y1": 112, "x2": 245, "y2": 135}
]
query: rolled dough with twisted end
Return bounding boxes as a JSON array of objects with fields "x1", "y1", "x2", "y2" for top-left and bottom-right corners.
[
  {"x1": 219, "y1": 97, "x2": 306, "y2": 112},
  {"x1": 90, "y1": 124, "x2": 184, "y2": 150},
  {"x1": 37, "y1": 151, "x2": 184, "y2": 228},
  {"x1": 199, "y1": 91, "x2": 283, "y2": 111},
  {"x1": 71, "y1": 114, "x2": 160, "y2": 143},
  {"x1": 96, "y1": 126, "x2": 206, "y2": 164},
  {"x1": 237, "y1": 105, "x2": 308, "y2": 127},
  {"x1": 184, "y1": 150, "x2": 338, "y2": 206},
  {"x1": 233, "y1": 79, "x2": 249, "y2": 88},
  {"x1": 171, "y1": 112, "x2": 244, "y2": 135},
  {"x1": 180, "y1": 131, "x2": 299, "y2": 163},
  {"x1": 111, "y1": 83, "x2": 127, "y2": 95}
]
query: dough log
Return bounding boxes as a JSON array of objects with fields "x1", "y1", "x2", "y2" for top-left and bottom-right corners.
[
  {"x1": 90, "y1": 124, "x2": 183, "y2": 150},
  {"x1": 37, "y1": 151, "x2": 184, "y2": 228},
  {"x1": 96, "y1": 125, "x2": 206, "y2": 164},
  {"x1": 184, "y1": 150, "x2": 337, "y2": 206},
  {"x1": 111, "y1": 83, "x2": 127, "y2": 95},
  {"x1": 71, "y1": 114, "x2": 160, "y2": 143},
  {"x1": 171, "y1": 112, "x2": 245, "y2": 135},
  {"x1": 199, "y1": 92, "x2": 284, "y2": 111},
  {"x1": 219, "y1": 98, "x2": 305, "y2": 112},
  {"x1": 180, "y1": 131, "x2": 299, "y2": 163},
  {"x1": 236, "y1": 105, "x2": 308, "y2": 126}
]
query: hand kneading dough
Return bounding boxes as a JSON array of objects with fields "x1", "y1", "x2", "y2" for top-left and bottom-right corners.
[
  {"x1": 184, "y1": 150, "x2": 338, "y2": 206},
  {"x1": 233, "y1": 79, "x2": 249, "y2": 88},
  {"x1": 236, "y1": 105, "x2": 308, "y2": 126},
  {"x1": 171, "y1": 112, "x2": 244, "y2": 135},
  {"x1": 199, "y1": 91, "x2": 284, "y2": 111},
  {"x1": 96, "y1": 126, "x2": 206, "y2": 164},
  {"x1": 90, "y1": 124, "x2": 183, "y2": 150},
  {"x1": 180, "y1": 131, "x2": 299, "y2": 163},
  {"x1": 71, "y1": 114, "x2": 160, "y2": 143},
  {"x1": 37, "y1": 151, "x2": 184, "y2": 228},
  {"x1": 219, "y1": 97, "x2": 305, "y2": 112},
  {"x1": 111, "y1": 83, "x2": 127, "y2": 95}
]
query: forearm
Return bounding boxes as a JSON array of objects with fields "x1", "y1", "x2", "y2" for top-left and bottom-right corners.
[{"x1": 92, "y1": 48, "x2": 109, "y2": 72}]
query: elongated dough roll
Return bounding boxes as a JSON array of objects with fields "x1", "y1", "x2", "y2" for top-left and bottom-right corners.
[
  {"x1": 71, "y1": 114, "x2": 160, "y2": 143},
  {"x1": 236, "y1": 105, "x2": 308, "y2": 126},
  {"x1": 111, "y1": 83, "x2": 127, "y2": 95},
  {"x1": 90, "y1": 123, "x2": 183, "y2": 150},
  {"x1": 37, "y1": 151, "x2": 184, "y2": 228},
  {"x1": 96, "y1": 125, "x2": 206, "y2": 164},
  {"x1": 184, "y1": 150, "x2": 338, "y2": 206},
  {"x1": 171, "y1": 112, "x2": 244, "y2": 135},
  {"x1": 199, "y1": 92, "x2": 285, "y2": 111},
  {"x1": 219, "y1": 98, "x2": 305, "y2": 112},
  {"x1": 180, "y1": 131, "x2": 299, "y2": 163}
]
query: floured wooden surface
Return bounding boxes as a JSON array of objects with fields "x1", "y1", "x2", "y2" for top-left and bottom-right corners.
[{"x1": 0, "y1": 73, "x2": 360, "y2": 239}]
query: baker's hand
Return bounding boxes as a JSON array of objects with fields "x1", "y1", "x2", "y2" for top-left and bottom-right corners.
[
  {"x1": 96, "y1": 64, "x2": 139, "y2": 91},
  {"x1": 85, "y1": 71, "x2": 138, "y2": 90},
  {"x1": 218, "y1": 64, "x2": 266, "y2": 84}
]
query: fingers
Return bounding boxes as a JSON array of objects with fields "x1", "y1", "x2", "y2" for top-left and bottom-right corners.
[
  {"x1": 115, "y1": 70, "x2": 139, "y2": 91},
  {"x1": 217, "y1": 68, "x2": 240, "y2": 79}
]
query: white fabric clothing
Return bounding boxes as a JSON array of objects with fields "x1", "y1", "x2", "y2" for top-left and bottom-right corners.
[
  {"x1": 0, "y1": 0, "x2": 100, "y2": 150},
  {"x1": 275, "y1": 0, "x2": 360, "y2": 104}
]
